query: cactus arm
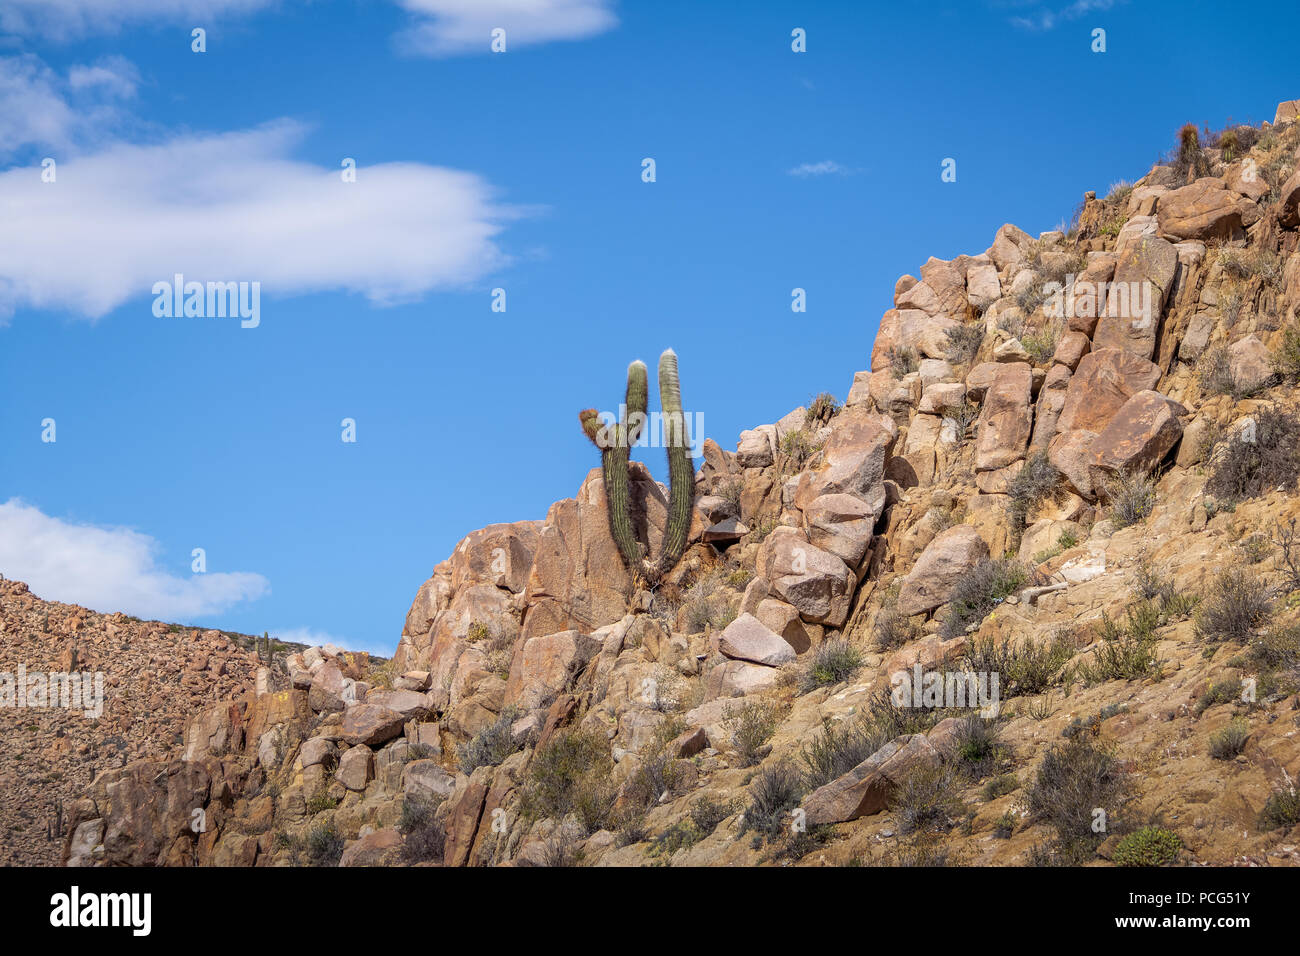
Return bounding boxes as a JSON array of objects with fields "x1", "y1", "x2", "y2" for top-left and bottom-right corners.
[
  {"x1": 624, "y1": 360, "x2": 649, "y2": 446},
  {"x1": 655, "y1": 348, "x2": 695, "y2": 579}
]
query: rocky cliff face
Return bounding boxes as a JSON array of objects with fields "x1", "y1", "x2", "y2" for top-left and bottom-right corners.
[
  {"x1": 0, "y1": 578, "x2": 279, "y2": 864},
  {"x1": 59, "y1": 100, "x2": 1300, "y2": 867}
]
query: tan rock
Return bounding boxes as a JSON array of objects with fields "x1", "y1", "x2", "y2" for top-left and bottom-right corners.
[
  {"x1": 1092, "y1": 235, "x2": 1178, "y2": 359},
  {"x1": 1157, "y1": 177, "x2": 1251, "y2": 242},
  {"x1": 757, "y1": 527, "x2": 853, "y2": 627},
  {"x1": 718, "y1": 613, "x2": 797, "y2": 666},
  {"x1": 1088, "y1": 390, "x2": 1185, "y2": 487},
  {"x1": 504, "y1": 629, "x2": 601, "y2": 710},
  {"x1": 1055, "y1": 348, "x2": 1161, "y2": 435},
  {"x1": 974, "y1": 362, "x2": 1033, "y2": 472},
  {"x1": 897, "y1": 524, "x2": 990, "y2": 616},
  {"x1": 1048, "y1": 429, "x2": 1099, "y2": 499},
  {"x1": 341, "y1": 705, "x2": 407, "y2": 748}
]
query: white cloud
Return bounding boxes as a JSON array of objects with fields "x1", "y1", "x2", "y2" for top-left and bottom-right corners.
[
  {"x1": 0, "y1": 54, "x2": 138, "y2": 157},
  {"x1": 0, "y1": 119, "x2": 519, "y2": 320},
  {"x1": 788, "y1": 160, "x2": 853, "y2": 178},
  {"x1": 0, "y1": 499, "x2": 269, "y2": 621},
  {"x1": 394, "y1": 0, "x2": 617, "y2": 56},
  {"x1": 1009, "y1": 0, "x2": 1117, "y2": 31},
  {"x1": 0, "y1": 0, "x2": 278, "y2": 41}
]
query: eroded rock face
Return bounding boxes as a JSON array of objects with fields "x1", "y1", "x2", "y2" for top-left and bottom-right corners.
[
  {"x1": 1092, "y1": 235, "x2": 1178, "y2": 360},
  {"x1": 1089, "y1": 390, "x2": 1185, "y2": 487},
  {"x1": 504, "y1": 629, "x2": 602, "y2": 710},
  {"x1": 757, "y1": 527, "x2": 853, "y2": 628},
  {"x1": 974, "y1": 362, "x2": 1032, "y2": 472},
  {"x1": 1157, "y1": 177, "x2": 1255, "y2": 241},
  {"x1": 1056, "y1": 348, "x2": 1162, "y2": 435},
  {"x1": 897, "y1": 524, "x2": 991, "y2": 616}
]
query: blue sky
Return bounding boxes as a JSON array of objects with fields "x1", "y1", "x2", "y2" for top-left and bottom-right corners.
[{"x1": 1, "y1": 0, "x2": 1297, "y2": 654}]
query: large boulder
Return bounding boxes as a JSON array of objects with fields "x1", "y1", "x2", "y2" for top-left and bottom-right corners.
[
  {"x1": 794, "y1": 406, "x2": 896, "y2": 510},
  {"x1": 801, "y1": 733, "x2": 943, "y2": 825},
  {"x1": 804, "y1": 493, "x2": 876, "y2": 569},
  {"x1": 1227, "y1": 334, "x2": 1276, "y2": 394},
  {"x1": 757, "y1": 527, "x2": 853, "y2": 627},
  {"x1": 504, "y1": 629, "x2": 601, "y2": 710},
  {"x1": 1055, "y1": 348, "x2": 1162, "y2": 435},
  {"x1": 1088, "y1": 390, "x2": 1185, "y2": 487},
  {"x1": 1048, "y1": 429, "x2": 1100, "y2": 499},
  {"x1": 718, "y1": 613, "x2": 798, "y2": 666},
  {"x1": 1092, "y1": 235, "x2": 1178, "y2": 360},
  {"x1": 974, "y1": 362, "x2": 1033, "y2": 472},
  {"x1": 897, "y1": 524, "x2": 991, "y2": 616},
  {"x1": 1157, "y1": 177, "x2": 1255, "y2": 242},
  {"x1": 341, "y1": 704, "x2": 406, "y2": 748}
]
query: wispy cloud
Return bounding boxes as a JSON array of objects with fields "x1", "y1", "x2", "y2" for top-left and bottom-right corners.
[
  {"x1": 0, "y1": 0, "x2": 278, "y2": 41},
  {"x1": 0, "y1": 53, "x2": 138, "y2": 157},
  {"x1": 0, "y1": 118, "x2": 520, "y2": 320},
  {"x1": 1009, "y1": 0, "x2": 1117, "y2": 31},
  {"x1": 788, "y1": 160, "x2": 854, "y2": 178},
  {"x1": 0, "y1": 499, "x2": 269, "y2": 621},
  {"x1": 394, "y1": 0, "x2": 617, "y2": 56}
]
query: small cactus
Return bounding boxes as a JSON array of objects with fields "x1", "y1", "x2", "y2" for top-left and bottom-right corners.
[{"x1": 580, "y1": 349, "x2": 695, "y2": 584}]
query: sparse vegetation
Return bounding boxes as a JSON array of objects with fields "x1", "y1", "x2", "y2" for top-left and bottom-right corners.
[
  {"x1": 742, "y1": 760, "x2": 804, "y2": 841},
  {"x1": 887, "y1": 345, "x2": 920, "y2": 379},
  {"x1": 1272, "y1": 321, "x2": 1300, "y2": 383},
  {"x1": 1005, "y1": 451, "x2": 1064, "y2": 544},
  {"x1": 1209, "y1": 718, "x2": 1250, "y2": 759},
  {"x1": 305, "y1": 821, "x2": 344, "y2": 866},
  {"x1": 520, "y1": 727, "x2": 616, "y2": 834},
  {"x1": 890, "y1": 764, "x2": 963, "y2": 836},
  {"x1": 800, "y1": 715, "x2": 890, "y2": 790},
  {"x1": 1073, "y1": 604, "x2": 1164, "y2": 684},
  {"x1": 1195, "y1": 568, "x2": 1273, "y2": 644},
  {"x1": 1258, "y1": 786, "x2": 1300, "y2": 831},
  {"x1": 457, "y1": 706, "x2": 524, "y2": 774},
  {"x1": 805, "y1": 392, "x2": 840, "y2": 426},
  {"x1": 398, "y1": 794, "x2": 446, "y2": 863},
  {"x1": 799, "y1": 637, "x2": 864, "y2": 692},
  {"x1": 874, "y1": 605, "x2": 921, "y2": 651},
  {"x1": 943, "y1": 322, "x2": 985, "y2": 366},
  {"x1": 723, "y1": 699, "x2": 782, "y2": 767},
  {"x1": 964, "y1": 632, "x2": 1075, "y2": 698},
  {"x1": 1205, "y1": 407, "x2": 1300, "y2": 503},
  {"x1": 778, "y1": 428, "x2": 820, "y2": 471},
  {"x1": 1025, "y1": 734, "x2": 1133, "y2": 862},
  {"x1": 941, "y1": 558, "x2": 1029, "y2": 639},
  {"x1": 1104, "y1": 470, "x2": 1157, "y2": 528}
]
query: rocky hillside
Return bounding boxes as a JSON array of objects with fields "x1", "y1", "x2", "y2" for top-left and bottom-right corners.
[
  {"x1": 0, "y1": 578, "x2": 289, "y2": 865},
  {"x1": 61, "y1": 99, "x2": 1300, "y2": 867}
]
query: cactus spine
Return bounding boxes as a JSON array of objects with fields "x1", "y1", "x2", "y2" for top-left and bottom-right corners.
[{"x1": 579, "y1": 349, "x2": 694, "y2": 585}]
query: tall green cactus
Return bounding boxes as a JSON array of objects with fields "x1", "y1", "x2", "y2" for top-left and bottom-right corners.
[{"x1": 579, "y1": 349, "x2": 695, "y2": 584}]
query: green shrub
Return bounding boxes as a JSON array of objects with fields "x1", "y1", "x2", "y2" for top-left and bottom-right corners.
[
  {"x1": 1074, "y1": 608, "x2": 1163, "y2": 684},
  {"x1": 941, "y1": 558, "x2": 1029, "y2": 638},
  {"x1": 689, "y1": 794, "x2": 740, "y2": 836},
  {"x1": 305, "y1": 789, "x2": 338, "y2": 814},
  {"x1": 1209, "y1": 718, "x2": 1250, "y2": 759},
  {"x1": 943, "y1": 322, "x2": 985, "y2": 365},
  {"x1": 799, "y1": 637, "x2": 864, "y2": 692},
  {"x1": 964, "y1": 632, "x2": 1075, "y2": 697},
  {"x1": 805, "y1": 392, "x2": 841, "y2": 426},
  {"x1": 890, "y1": 764, "x2": 964, "y2": 836},
  {"x1": 800, "y1": 715, "x2": 889, "y2": 790},
  {"x1": 953, "y1": 714, "x2": 1005, "y2": 779},
  {"x1": 742, "y1": 760, "x2": 804, "y2": 840},
  {"x1": 993, "y1": 811, "x2": 1017, "y2": 839},
  {"x1": 1273, "y1": 322, "x2": 1300, "y2": 383},
  {"x1": 1195, "y1": 568, "x2": 1273, "y2": 644},
  {"x1": 305, "y1": 821, "x2": 344, "y2": 867},
  {"x1": 778, "y1": 428, "x2": 820, "y2": 470},
  {"x1": 1112, "y1": 826, "x2": 1181, "y2": 866},
  {"x1": 1005, "y1": 451, "x2": 1063, "y2": 543},
  {"x1": 983, "y1": 772, "x2": 1019, "y2": 801},
  {"x1": 874, "y1": 606, "x2": 921, "y2": 651},
  {"x1": 887, "y1": 345, "x2": 920, "y2": 379},
  {"x1": 1258, "y1": 787, "x2": 1300, "y2": 830}
]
